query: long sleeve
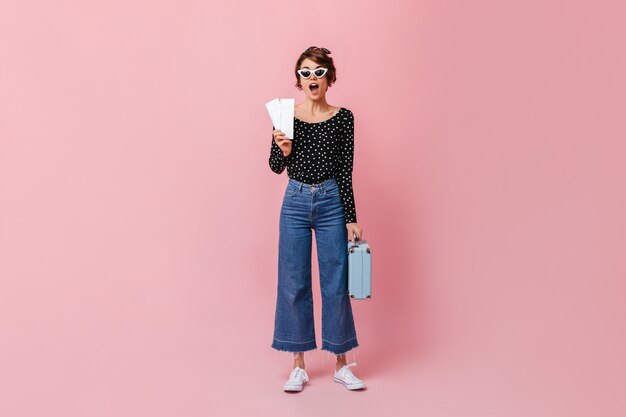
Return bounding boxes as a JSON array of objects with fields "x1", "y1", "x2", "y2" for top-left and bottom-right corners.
[
  {"x1": 335, "y1": 110, "x2": 357, "y2": 224},
  {"x1": 268, "y1": 125, "x2": 291, "y2": 174}
]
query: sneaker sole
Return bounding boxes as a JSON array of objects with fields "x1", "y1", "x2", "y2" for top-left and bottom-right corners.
[
  {"x1": 333, "y1": 376, "x2": 366, "y2": 390},
  {"x1": 283, "y1": 383, "x2": 305, "y2": 392}
]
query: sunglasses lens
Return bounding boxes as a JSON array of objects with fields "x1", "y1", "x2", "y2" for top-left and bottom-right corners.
[
  {"x1": 300, "y1": 70, "x2": 311, "y2": 78},
  {"x1": 314, "y1": 69, "x2": 326, "y2": 77}
]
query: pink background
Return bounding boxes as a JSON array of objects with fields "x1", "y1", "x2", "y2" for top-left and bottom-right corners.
[{"x1": 1, "y1": 1, "x2": 625, "y2": 416}]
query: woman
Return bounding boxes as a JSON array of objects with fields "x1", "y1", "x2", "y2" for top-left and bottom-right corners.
[{"x1": 268, "y1": 46, "x2": 366, "y2": 392}]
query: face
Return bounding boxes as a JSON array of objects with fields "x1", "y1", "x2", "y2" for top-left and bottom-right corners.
[{"x1": 299, "y1": 58, "x2": 328, "y2": 100}]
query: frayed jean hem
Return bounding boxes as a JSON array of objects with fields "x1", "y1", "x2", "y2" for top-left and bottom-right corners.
[
  {"x1": 321, "y1": 336, "x2": 359, "y2": 355},
  {"x1": 271, "y1": 338, "x2": 317, "y2": 353}
]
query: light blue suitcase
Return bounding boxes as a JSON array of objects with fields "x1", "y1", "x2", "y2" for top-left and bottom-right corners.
[{"x1": 347, "y1": 234, "x2": 372, "y2": 299}]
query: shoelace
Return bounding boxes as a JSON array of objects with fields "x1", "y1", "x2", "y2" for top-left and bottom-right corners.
[
  {"x1": 289, "y1": 368, "x2": 308, "y2": 383},
  {"x1": 338, "y1": 362, "x2": 362, "y2": 383}
]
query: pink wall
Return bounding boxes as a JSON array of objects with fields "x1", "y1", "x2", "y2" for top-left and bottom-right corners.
[{"x1": 1, "y1": 1, "x2": 625, "y2": 416}]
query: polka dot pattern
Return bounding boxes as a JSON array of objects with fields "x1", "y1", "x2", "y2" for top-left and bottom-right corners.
[{"x1": 268, "y1": 107, "x2": 357, "y2": 224}]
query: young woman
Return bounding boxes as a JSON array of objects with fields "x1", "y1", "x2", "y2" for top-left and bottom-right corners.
[{"x1": 268, "y1": 46, "x2": 366, "y2": 392}]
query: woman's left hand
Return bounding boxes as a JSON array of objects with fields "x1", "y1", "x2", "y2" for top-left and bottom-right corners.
[{"x1": 346, "y1": 223, "x2": 362, "y2": 242}]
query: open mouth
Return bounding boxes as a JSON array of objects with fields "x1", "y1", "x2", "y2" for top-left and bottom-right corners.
[{"x1": 309, "y1": 83, "x2": 319, "y2": 93}]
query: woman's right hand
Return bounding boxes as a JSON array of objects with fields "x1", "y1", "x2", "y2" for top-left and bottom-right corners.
[{"x1": 272, "y1": 129, "x2": 292, "y2": 157}]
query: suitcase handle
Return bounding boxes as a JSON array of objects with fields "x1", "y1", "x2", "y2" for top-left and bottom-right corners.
[
  {"x1": 349, "y1": 232, "x2": 359, "y2": 246},
  {"x1": 348, "y1": 232, "x2": 360, "y2": 250}
]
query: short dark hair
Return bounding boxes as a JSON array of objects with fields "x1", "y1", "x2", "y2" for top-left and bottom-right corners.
[{"x1": 294, "y1": 48, "x2": 337, "y2": 90}]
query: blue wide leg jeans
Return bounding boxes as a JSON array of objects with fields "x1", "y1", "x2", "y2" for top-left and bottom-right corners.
[{"x1": 271, "y1": 177, "x2": 359, "y2": 355}]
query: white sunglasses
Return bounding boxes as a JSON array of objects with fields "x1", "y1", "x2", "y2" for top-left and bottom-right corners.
[{"x1": 297, "y1": 67, "x2": 328, "y2": 79}]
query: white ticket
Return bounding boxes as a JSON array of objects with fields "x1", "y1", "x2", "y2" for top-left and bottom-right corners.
[{"x1": 265, "y1": 98, "x2": 294, "y2": 139}]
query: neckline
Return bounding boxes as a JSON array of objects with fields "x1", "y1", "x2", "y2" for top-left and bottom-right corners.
[{"x1": 294, "y1": 107, "x2": 343, "y2": 124}]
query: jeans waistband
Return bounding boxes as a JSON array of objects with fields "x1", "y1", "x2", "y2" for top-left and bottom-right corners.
[{"x1": 288, "y1": 176, "x2": 338, "y2": 192}]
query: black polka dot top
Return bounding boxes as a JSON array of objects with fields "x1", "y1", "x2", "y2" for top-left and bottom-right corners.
[{"x1": 268, "y1": 107, "x2": 357, "y2": 224}]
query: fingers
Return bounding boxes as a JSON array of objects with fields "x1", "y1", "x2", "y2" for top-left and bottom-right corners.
[
  {"x1": 273, "y1": 130, "x2": 294, "y2": 147},
  {"x1": 272, "y1": 130, "x2": 281, "y2": 140},
  {"x1": 273, "y1": 131, "x2": 290, "y2": 145},
  {"x1": 346, "y1": 226, "x2": 363, "y2": 242},
  {"x1": 276, "y1": 138, "x2": 291, "y2": 149}
]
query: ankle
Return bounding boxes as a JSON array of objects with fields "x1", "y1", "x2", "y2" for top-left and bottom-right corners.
[
  {"x1": 292, "y1": 352, "x2": 305, "y2": 369},
  {"x1": 336, "y1": 354, "x2": 347, "y2": 371},
  {"x1": 335, "y1": 360, "x2": 347, "y2": 371}
]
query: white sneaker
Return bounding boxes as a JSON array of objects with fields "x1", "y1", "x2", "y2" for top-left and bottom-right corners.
[
  {"x1": 283, "y1": 366, "x2": 309, "y2": 392},
  {"x1": 333, "y1": 362, "x2": 366, "y2": 390}
]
